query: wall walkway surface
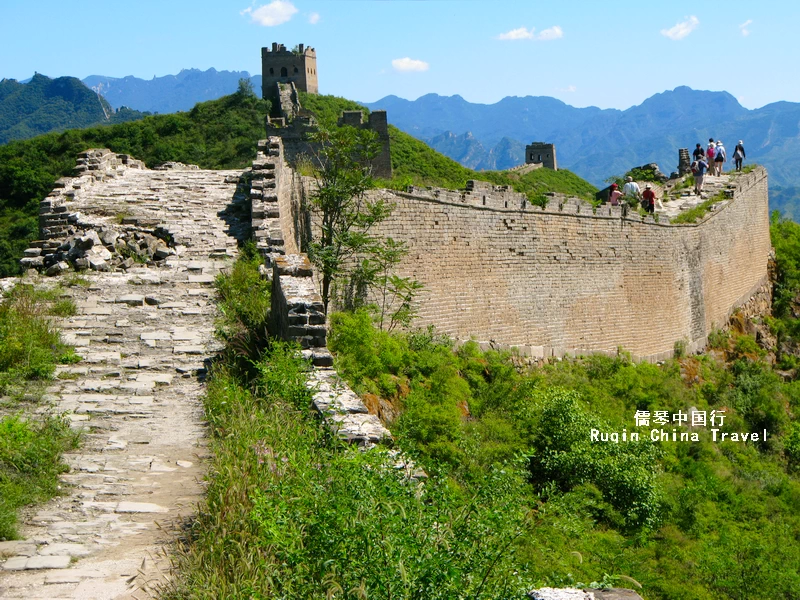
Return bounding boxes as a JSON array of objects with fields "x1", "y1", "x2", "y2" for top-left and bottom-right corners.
[{"x1": 1, "y1": 157, "x2": 248, "y2": 598}]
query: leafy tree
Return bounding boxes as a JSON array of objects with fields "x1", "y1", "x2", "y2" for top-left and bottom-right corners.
[
  {"x1": 236, "y1": 77, "x2": 255, "y2": 99},
  {"x1": 306, "y1": 126, "x2": 392, "y2": 312}
]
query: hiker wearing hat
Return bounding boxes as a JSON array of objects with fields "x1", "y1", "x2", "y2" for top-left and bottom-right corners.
[
  {"x1": 693, "y1": 155, "x2": 709, "y2": 195},
  {"x1": 706, "y1": 139, "x2": 716, "y2": 173},
  {"x1": 622, "y1": 176, "x2": 641, "y2": 204},
  {"x1": 608, "y1": 183, "x2": 623, "y2": 206},
  {"x1": 714, "y1": 141, "x2": 726, "y2": 176},
  {"x1": 733, "y1": 140, "x2": 746, "y2": 171},
  {"x1": 692, "y1": 143, "x2": 705, "y2": 160},
  {"x1": 642, "y1": 184, "x2": 656, "y2": 213}
]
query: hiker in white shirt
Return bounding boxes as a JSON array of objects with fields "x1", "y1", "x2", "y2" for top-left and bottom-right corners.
[{"x1": 622, "y1": 176, "x2": 641, "y2": 203}]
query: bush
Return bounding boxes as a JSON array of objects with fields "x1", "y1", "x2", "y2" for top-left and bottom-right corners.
[{"x1": 528, "y1": 389, "x2": 662, "y2": 530}]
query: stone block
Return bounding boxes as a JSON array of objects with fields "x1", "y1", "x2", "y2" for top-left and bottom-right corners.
[{"x1": 22, "y1": 555, "x2": 72, "y2": 569}]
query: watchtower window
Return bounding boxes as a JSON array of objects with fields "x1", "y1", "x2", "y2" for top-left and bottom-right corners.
[
  {"x1": 538, "y1": 154, "x2": 542, "y2": 162},
  {"x1": 294, "y1": 66, "x2": 299, "y2": 74},
  {"x1": 280, "y1": 67, "x2": 288, "y2": 77},
  {"x1": 269, "y1": 67, "x2": 274, "y2": 75}
]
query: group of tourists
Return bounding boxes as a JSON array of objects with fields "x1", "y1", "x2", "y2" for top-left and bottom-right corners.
[
  {"x1": 690, "y1": 138, "x2": 747, "y2": 195},
  {"x1": 608, "y1": 176, "x2": 658, "y2": 213},
  {"x1": 606, "y1": 138, "x2": 748, "y2": 209}
]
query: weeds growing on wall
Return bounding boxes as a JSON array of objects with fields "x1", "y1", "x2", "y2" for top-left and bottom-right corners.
[
  {"x1": 0, "y1": 282, "x2": 81, "y2": 539},
  {"x1": 671, "y1": 191, "x2": 727, "y2": 224},
  {"x1": 0, "y1": 414, "x2": 80, "y2": 540},
  {"x1": 0, "y1": 283, "x2": 79, "y2": 399}
]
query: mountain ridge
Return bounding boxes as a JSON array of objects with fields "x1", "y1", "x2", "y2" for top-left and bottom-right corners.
[{"x1": 0, "y1": 74, "x2": 145, "y2": 144}]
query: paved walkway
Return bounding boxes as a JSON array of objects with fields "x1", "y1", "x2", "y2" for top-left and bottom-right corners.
[
  {"x1": 0, "y1": 167, "x2": 248, "y2": 599},
  {"x1": 657, "y1": 172, "x2": 732, "y2": 220}
]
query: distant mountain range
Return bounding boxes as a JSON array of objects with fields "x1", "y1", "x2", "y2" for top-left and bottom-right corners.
[
  {"x1": 0, "y1": 74, "x2": 145, "y2": 144},
  {"x1": 4, "y1": 69, "x2": 800, "y2": 216},
  {"x1": 83, "y1": 69, "x2": 262, "y2": 114},
  {"x1": 364, "y1": 87, "x2": 800, "y2": 216}
]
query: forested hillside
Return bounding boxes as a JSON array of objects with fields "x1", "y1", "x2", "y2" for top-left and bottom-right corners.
[
  {"x1": 0, "y1": 88, "x2": 270, "y2": 277},
  {"x1": 0, "y1": 91, "x2": 596, "y2": 278},
  {"x1": 0, "y1": 74, "x2": 146, "y2": 144}
]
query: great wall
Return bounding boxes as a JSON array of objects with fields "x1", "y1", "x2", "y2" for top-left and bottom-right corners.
[{"x1": 0, "y1": 44, "x2": 772, "y2": 599}]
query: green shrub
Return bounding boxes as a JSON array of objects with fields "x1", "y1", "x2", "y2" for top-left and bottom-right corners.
[
  {"x1": 528, "y1": 389, "x2": 662, "y2": 530},
  {"x1": 0, "y1": 414, "x2": 80, "y2": 539},
  {"x1": 0, "y1": 284, "x2": 73, "y2": 393}
]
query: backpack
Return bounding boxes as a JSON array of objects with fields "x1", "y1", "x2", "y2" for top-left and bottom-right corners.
[
  {"x1": 707, "y1": 146, "x2": 715, "y2": 159},
  {"x1": 691, "y1": 161, "x2": 699, "y2": 174}
]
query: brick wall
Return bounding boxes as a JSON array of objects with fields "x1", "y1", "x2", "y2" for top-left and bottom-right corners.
[
  {"x1": 276, "y1": 143, "x2": 771, "y2": 361},
  {"x1": 354, "y1": 168, "x2": 769, "y2": 360}
]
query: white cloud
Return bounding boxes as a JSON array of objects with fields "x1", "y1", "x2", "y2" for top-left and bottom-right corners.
[
  {"x1": 241, "y1": 1, "x2": 298, "y2": 26},
  {"x1": 391, "y1": 57, "x2": 429, "y2": 72},
  {"x1": 660, "y1": 15, "x2": 699, "y2": 40},
  {"x1": 498, "y1": 27, "x2": 535, "y2": 40},
  {"x1": 497, "y1": 25, "x2": 563, "y2": 41},
  {"x1": 309, "y1": 12, "x2": 320, "y2": 25},
  {"x1": 557, "y1": 85, "x2": 577, "y2": 93},
  {"x1": 739, "y1": 19, "x2": 753, "y2": 36},
  {"x1": 537, "y1": 25, "x2": 563, "y2": 41}
]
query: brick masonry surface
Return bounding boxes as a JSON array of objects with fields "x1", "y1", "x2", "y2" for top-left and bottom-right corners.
[{"x1": 286, "y1": 165, "x2": 770, "y2": 361}]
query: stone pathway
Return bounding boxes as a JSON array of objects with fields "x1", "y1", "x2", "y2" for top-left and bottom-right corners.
[
  {"x1": 0, "y1": 167, "x2": 248, "y2": 599},
  {"x1": 657, "y1": 172, "x2": 732, "y2": 220}
]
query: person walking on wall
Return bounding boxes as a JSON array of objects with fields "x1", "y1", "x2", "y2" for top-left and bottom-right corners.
[
  {"x1": 608, "y1": 183, "x2": 623, "y2": 206},
  {"x1": 733, "y1": 140, "x2": 746, "y2": 171},
  {"x1": 706, "y1": 139, "x2": 716, "y2": 174},
  {"x1": 622, "y1": 176, "x2": 641, "y2": 205},
  {"x1": 693, "y1": 143, "x2": 705, "y2": 160},
  {"x1": 714, "y1": 140, "x2": 726, "y2": 176},
  {"x1": 642, "y1": 184, "x2": 656, "y2": 213},
  {"x1": 693, "y1": 155, "x2": 709, "y2": 195}
]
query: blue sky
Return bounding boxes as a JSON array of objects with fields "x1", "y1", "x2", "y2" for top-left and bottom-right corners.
[{"x1": 1, "y1": 0, "x2": 796, "y2": 110}]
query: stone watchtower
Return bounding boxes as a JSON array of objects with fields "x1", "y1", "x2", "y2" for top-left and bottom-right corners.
[
  {"x1": 338, "y1": 110, "x2": 392, "y2": 179},
  {"x1": 525, "y1": 142, "x2": 558, "y2": 170},
  {"x1": 261, "y1": 43, "x2": 318, "y2": 102}
]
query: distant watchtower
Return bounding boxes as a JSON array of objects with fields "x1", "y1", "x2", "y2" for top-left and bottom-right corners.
[
  {"x1": 525, "y1": 142, "x2": 558, "y2": 171},
  {"x1": 261, "y1": 43, "x2": 318, "y2": 102}
]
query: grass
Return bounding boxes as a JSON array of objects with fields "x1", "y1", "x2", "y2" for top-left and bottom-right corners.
[
  {"x1": 671, "y1": 191, "x2": 727, "y2": 224},
  {"x1": 64, "y1": 273, "x2": 91, "y2": 288},
  {"x1": 0, "y1": 284, "x2": 78, "y2": 398},
  {"x1": 0, "y1": 414, "x2": 80, "y2": 540},
  {"x1": 163, "y1": 254, "x2": 539, "y2": 599},
  {"x1": 214, "y1": 242, "x2": 271, "y2": 338},
  {"x1": 0, "y1": 283, "x2": 81, "y2": 540},
  {"x1": 325, "y1": 309, "x2": 800, "y2": 599}
]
